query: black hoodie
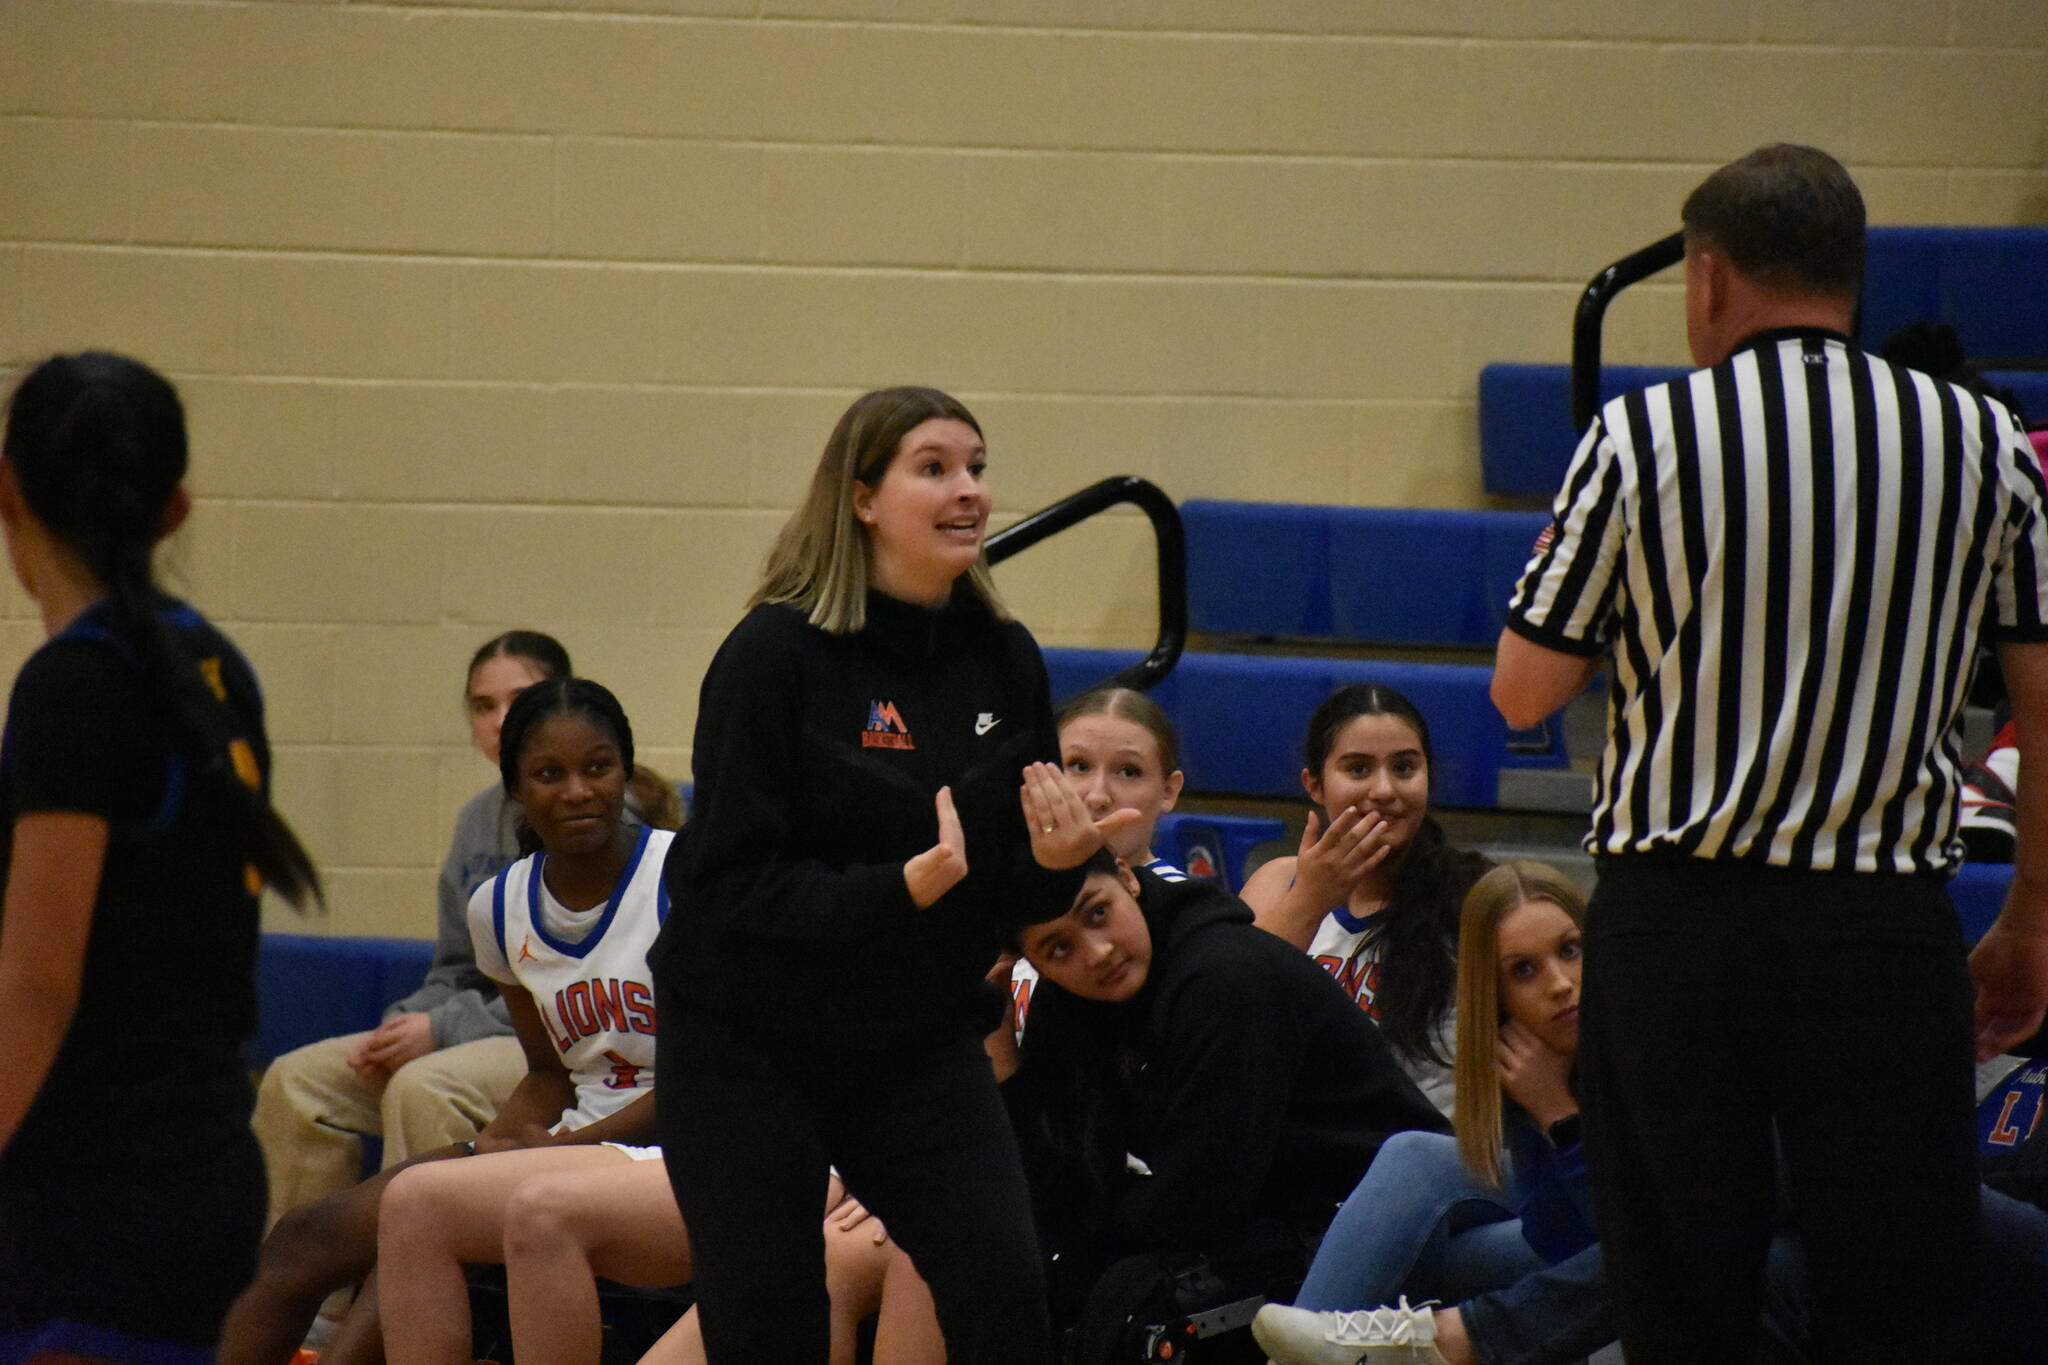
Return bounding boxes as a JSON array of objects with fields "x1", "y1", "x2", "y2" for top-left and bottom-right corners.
[
  {"x1": 1005, "y1": 868, "x2": 1449, "y2": 1264},
  {"x1": 654, "y1": 590, "x2": 1085, "y2": 1052}
]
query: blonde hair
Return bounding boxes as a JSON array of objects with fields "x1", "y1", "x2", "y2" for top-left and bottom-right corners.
[
  {"x1": 1056, "y1": 686, "x2": 1182, "y2": 775},
  {"x1": 1451, "y1": 861, "x2": 1587, "y2": 1189},
  {"x1": 751, "y1": 386, "x2": 1009, "y2": 634}
]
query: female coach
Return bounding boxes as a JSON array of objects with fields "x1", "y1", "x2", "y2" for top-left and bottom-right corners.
[{"x1": 652, "y1": 386, "x2": 1131, "y2": 1365}]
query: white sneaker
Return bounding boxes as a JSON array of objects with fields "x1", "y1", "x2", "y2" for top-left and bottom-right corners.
[{"x1": 1252, "y1": 1297, "x2": 1451, "y2": 1364}]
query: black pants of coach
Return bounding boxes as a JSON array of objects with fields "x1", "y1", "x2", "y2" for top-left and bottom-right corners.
[
  {"x1": 1577, "y1": 853, "x2": 1981, "y2": 1365},
  {"x1": 657, "y1": 1003, "x2": 1053, "y2": 1365}
]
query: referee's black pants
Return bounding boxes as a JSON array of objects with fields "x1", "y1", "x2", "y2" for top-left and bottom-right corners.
[
  {"x1": 1577, "y1": 853, "x2": 1980, "y2": 1365},
  {"x1": 656, "y1": 1002, "x2": 1053, "y2": 1365}
]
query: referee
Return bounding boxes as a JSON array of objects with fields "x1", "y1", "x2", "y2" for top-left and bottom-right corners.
[{"x1": 1493, "y1": 144, "x2": 2048, "y2": 1363}]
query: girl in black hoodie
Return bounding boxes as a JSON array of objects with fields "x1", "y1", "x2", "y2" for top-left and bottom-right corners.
[{"x1": 994, "y1": 850, "x2": 1449, "y2": 1337}]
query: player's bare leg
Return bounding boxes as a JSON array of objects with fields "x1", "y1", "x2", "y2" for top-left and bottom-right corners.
[
  {"x1": 501, "y1": 1155, "x2": 691, "y2": 1365},
  {"x1": 380, "y1": 1145, "x2": 630, "y2": 1365}
]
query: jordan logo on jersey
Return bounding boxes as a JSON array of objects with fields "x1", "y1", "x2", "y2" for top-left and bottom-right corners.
[
  {"x1": 863, "y1": 700, "x2": 915, "y2": 750},
  {"x1": 518, "y1": 935, "x2": 539, "y2": 963},
  {"x1": 1314, "y1": 953, "x2": 1383, "y2": 1019}
]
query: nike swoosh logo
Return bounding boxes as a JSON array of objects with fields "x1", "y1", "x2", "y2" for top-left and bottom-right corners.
[{"x1": 975, "y1": 716, "x2": 1000, "y2": 736}]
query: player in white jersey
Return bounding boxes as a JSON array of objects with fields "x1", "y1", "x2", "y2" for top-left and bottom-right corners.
[
  {"x1": 220, "y1": 679, "x2": 680, "y2": 1365},
  {"x1": 384, "y1": 678, "x2": 927, "y2": 1365},
  {"x1": 468, "y1": 818, "x2": 665, "y2": 1133}
]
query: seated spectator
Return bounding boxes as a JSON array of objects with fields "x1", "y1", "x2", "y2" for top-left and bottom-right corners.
[
  {"x1": 252, "y1": 631, "x2": 571, "y2": 1240},
  {"x1": 1253, "y1": 861, "x2": 1593, "y2": 1363},
  {"x1": 1254, "y1": 884, "x2": 2048, "y2": 1364},
  {"x1": 219, "y1": 679, "x2": 679, "y2": 1365},
  {"x1": 993, "y1": 849, "x2": 1448, "y2": 1345},
  {"x1": 1240, "y1": 683, "x2": 1492, "y2": 1114}
]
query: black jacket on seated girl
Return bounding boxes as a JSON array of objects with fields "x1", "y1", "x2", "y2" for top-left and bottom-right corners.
[{"x1": 1005, "y1": 866, "x2": 1448, "y2": 1293}]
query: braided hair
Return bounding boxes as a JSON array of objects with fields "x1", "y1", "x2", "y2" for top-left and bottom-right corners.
[
  {"x1": 495, "y1": 677, "x2": 688, "y2": 850},
  {"x1": 2, "y1": 352, "x2": 319, "y2": 907},
  {"x1": 498, "y1": 678, "x2": 637, "y2": 798}
]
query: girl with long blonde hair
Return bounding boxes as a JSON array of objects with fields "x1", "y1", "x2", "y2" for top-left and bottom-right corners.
[{"x1": 1253, "y1": 862, "x2": 1597, "y2": 1363}]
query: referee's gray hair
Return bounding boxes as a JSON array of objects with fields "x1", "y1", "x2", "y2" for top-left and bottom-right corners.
[
  {"x1": 1682, "y1": 143, "x2": 1865, "y2": 301},
  {"x1": 750, "y1": 386, "x2": 1009, "y2": 635}
]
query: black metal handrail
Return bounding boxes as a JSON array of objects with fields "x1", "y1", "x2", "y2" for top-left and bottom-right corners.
[
  {"x1": 1571, "y1": 229, "x2": 1685, "y2": 432},
  {"x1": 984, "y1": 475, "x2": 1186, "y2": 693}
]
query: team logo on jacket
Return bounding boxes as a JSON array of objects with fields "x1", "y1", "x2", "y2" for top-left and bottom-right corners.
[{"x1": 863, "y1": 700, "x2": 915, "y2": 750}]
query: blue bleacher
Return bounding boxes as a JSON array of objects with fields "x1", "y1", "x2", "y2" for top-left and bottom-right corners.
[
  {"x1": 1184, "y1": 501, "x2": 1549, "y2": 650},
  {"x1": 1482, "y1": 362, "x2": 2048, "y2": 500},
  {"x1": 1863, "y1": 227, "x2": 2048, "y2": 366},
  {"x1": 1949, "y1": 861, "x2": 2016, "y2": 947},
  {"x1": 1481, "y1": 225, "x2": 2048, "y2": 499},
  {"x1": 1152, "y1": 811, "x2": 1285, "y2": 892},
  {"x1": 1046, "y1": 648, "x2": 1565, "y2": 810},
  {"x1": 251, "y1": 932, "x2": 435, "y2": 1069}
]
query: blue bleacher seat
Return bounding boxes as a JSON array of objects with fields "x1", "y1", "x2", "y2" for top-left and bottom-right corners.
[
  {"x1": 1045, "y1": 648, "x2": 1565, "y2": 810},
  {"x1": 251, "y1": 933, "x2": 436, "y2": 1069},
  {"x1": 1482, "y1": 362, "x2": 2048, "y2": 501},
  {"x1": 1862, "y1": 227, "x2": 2048, "y2": 367},
  {"x1": 1153, "y1": 811, "x2": 1285, "y2": 892},
  {"x1": 1482, "y1": 226, "x2": 2048, "y2": 499},
  {"x1": 1950, "y1": 861, "x2": 2014, "y2": 948},
  {"x1": 1183, "y1": 501, "x2": 1549, "y2": 650}
]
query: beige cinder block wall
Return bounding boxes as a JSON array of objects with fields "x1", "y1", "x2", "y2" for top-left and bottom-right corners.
[{"x1": 2, "y1": 0, "x2": 2044, "y2": 936}]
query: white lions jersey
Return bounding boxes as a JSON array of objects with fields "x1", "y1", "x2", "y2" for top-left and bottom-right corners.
[
  {"x1": 1307, "y1": 902, "x2": 1387, "y2": 1017},
  {"x1": 469, "y1": 825, "x2": 672, "y2": 1133},
  {"x1": 1307, "y1": 901, "x2": 1456, "y2": 1118}
]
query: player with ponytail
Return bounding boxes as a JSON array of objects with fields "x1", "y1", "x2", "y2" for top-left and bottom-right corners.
[{"x1": 0, "y1": 351, "x2": 319, "y2": 1362}]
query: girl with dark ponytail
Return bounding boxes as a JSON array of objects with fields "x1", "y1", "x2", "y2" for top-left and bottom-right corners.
[{"x1": 0, "y1": 351, "x2": 319, "y2": 1362}]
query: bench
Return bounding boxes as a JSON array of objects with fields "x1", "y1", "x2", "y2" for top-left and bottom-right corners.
[
  {"x1": 1480, "y1": 361, "x2": 2048, "y2": 499},
  {"x1": 250, "y1": 932, "x2": 436, "y2": 1069},
  {"x1": 1182, "y1": 501, "x2": 1549, "y2": 650},
  {"x1": 1046, "y1": 648, "x2": 1567, "y2": 810}
]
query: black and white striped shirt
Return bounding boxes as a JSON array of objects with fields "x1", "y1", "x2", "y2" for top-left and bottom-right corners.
[{"x1": 1508, "y1": 327, "x2": 2048, "y2": 874}]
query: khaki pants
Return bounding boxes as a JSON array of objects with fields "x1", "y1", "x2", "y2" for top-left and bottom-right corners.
[{"x1": 252, "y1": 1032, "x2": 526, "y2": 1227}]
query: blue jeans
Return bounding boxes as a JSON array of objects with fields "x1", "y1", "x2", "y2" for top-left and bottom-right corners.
[
  {"x1": 1456, "y1": 1188, "x2": 2048, "y2": 1365},
  {"x1": 1976, "y1": 1187, "x2": 2048, "y2": 1355},
  {"x1": 1295, "y1": 1131, "x2": 1549, "y2": 1312},
  {"x1": 1457, "y1": 1242, "x2": 1806, "y2": 1365}
]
